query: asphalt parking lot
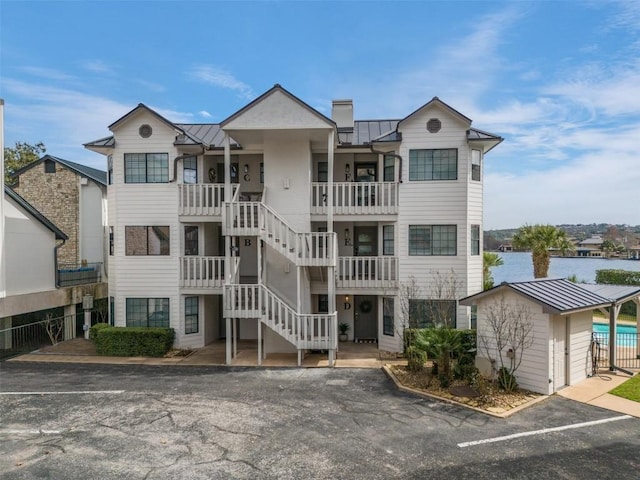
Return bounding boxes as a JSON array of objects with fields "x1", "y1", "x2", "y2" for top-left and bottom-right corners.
[{"x1": 1, "y1": 362, "x2": 639, "y2": 479}]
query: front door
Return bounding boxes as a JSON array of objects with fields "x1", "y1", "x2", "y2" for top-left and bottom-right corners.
[
  {"x1": 354, "y1": 226, "x2": 377, "y2": 280},
  {"x1": 356, "y1": 163, "x2": 377, "y2": 182},
  {"x1": 354, "y1": 295, "x2": 377, "y2": 340},
  {"x1": 355, "y1": 163, "x2": 377, "y2": 206},
  {"x1": 354, "y1": 226, "x2": 377, "y2": 257},
  {"x1": 553, "y1": 317, "x2": 567, "y2": 391}
]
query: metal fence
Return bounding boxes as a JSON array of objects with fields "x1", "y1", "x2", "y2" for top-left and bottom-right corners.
[
  {"x1": 0, "y1": 310, "x2": 107, "y2": 360},
  {"x1": 592, "y1": 332, "x2": 640, "y2": 370}
]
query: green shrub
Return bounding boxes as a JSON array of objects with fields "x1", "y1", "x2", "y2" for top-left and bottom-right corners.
[
  {"x1": 453, "y1": 362, "x2": 479, "y2": 383},
  {"x1": 89, "y1": 322, "x2": 110, "y2": 341},
  {"x1": 596, "y1": 269, "x2": 640, "y2": 286},
  {"x1": 93, "y1": 326, "x2": 175, "y2": 357},
  {"x1": 458, "y1": 329, "x2": 477, "y2": 359},
  {"x1": 405, "y1": 345, "x2": 427, "y2": 372},
  {"x1": 497, "y1": 367, "x2": 518, "y2": 392},
  {"x1": 438, "y1": 372, "x2": 451, "y2": 388},
  {"x1": 403, "y1": 328, "x2": 420, "y2": 353}
]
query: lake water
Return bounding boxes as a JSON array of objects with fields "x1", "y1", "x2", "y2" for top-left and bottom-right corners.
[{"x1": 491, "y1": 252, "x2": 640, "y2": 284}]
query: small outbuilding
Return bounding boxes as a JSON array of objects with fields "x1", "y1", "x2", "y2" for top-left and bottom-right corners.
[{"x1": 461, "y1": 279, "x2": 612, "y2": 395}]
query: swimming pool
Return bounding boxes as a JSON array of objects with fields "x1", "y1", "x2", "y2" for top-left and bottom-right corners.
[
  {"x1": 593, "y1": 323, "x2": 638, "y2": 348},
  {"x1": 593, "y1": 323, "x2": 637, "y2": 335}
]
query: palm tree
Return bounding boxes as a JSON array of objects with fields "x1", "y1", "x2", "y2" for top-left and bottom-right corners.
[
  {"x1": 483, "y1": 251, "x2": 504, "y2": 290},
  {"x1": 512, "y1": 224, "x2": 574, "y2": 278}
]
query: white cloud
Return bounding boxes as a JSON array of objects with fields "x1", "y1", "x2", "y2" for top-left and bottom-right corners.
[
  {"x1": 199, "y1": 110, "x2": 212, "y2": 118},
  {"x1": 15, "y1": 66, "x2": 75, "y2": 81},
  {"x1": 2, "y1": 79, "x2": 188, "y2": 170},
  {"x1": 81, "y1": 59, "x2": 116, "y2": 75},
  {"x1": 135, "y1": 79, "x2": 166, "y2": 93},
  {"x1": 188, "y1": 65, "x2": 254, "y2": 99}
]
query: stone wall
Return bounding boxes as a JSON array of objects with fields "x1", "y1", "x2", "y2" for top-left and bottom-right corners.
[{"x1": 14, "y1": 162, "x2": 79, "y2": 265}]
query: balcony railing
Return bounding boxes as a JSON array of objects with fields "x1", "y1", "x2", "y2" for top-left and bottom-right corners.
[
  {"x1": 178, "y1": 184, "x2": 238, "y2": 216},
  {"x1": 311, "y1": 182, "x2": 398, "y2": 215},
  {"x1": 57, "y1": 262, "x2": 102, "y2": 287},
  {"x1": 336, "y1": 256, "x2": 398, "y2": 288},
  {"x1": 180, "y1": 256, "x2": 226, "y2": 288}
]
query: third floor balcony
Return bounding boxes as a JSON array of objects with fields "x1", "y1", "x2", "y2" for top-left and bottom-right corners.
[{"x1": 311, "y1": 182, "x2": 398, "y2": 216}]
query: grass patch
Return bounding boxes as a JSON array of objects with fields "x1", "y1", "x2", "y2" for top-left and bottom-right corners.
[{"x1": 609, "y1": 375, "x2": 640, "y2": 402}]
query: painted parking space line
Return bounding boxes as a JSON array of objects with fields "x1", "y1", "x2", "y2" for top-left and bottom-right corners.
[
  {"x1": 0, "y1": 429, "x2": 62, "y2": 435},
  {"x1": 458, "y1": 415, "x2": 633, "y2": 448},
  {"x1": 0, "y1": 390, "x2": 124, "y2": 395}
]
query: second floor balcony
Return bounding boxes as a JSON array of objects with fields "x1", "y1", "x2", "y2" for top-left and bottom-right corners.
[
  {"x1": 336, "y1": 256, "x2": 398, "y2": 289},
  {"x1": 178, "y1": 184, "x2": 237, "y2": 217},
  {"x1": 311, "y1": 182, "x2": 398, "y2": 215},
  {"x1": 57, "y1": 262, "x2": 103, "y2": 287},
  {"x1": 180, "y1": 256, "x2": 227, "y2": 289}
]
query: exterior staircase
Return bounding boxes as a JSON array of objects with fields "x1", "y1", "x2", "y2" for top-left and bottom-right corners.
[{"x1": 222, "y1": 199, "x2": 337, "y2": 364}]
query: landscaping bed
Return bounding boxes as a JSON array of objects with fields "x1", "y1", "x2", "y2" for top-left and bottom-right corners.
[{"x1": 387, "y1": 363, "x2": 543, "y2": 415}]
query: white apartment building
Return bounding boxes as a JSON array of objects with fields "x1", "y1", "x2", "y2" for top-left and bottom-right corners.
[{"x1": 85, "y1": 85, "x2": 502, "y2": 365}]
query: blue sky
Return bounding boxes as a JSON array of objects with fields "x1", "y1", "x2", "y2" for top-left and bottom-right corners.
[{"x1": 1, "y1": 0, "x2": 639, "y2": 229}]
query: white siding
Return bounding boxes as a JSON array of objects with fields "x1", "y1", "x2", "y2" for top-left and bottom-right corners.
[
  {"x1": 4, "y1": 196, "x2": 57, "y2": 295},
  {"x1": 568, "y1": 311, "x2": 592, "y2": 386},
  {"x1": 110, "y1": 110, "x2": 183, "y2": 345},
  {"x1": 476, "y1": 290, "x2": 551, "y2": 395},
  {"x1": 396, "y1": 103, "x2": 475, "y2": 329}
]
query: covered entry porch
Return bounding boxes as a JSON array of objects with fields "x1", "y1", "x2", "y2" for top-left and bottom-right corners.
[{"x1": 189, "y1": 338, "x2": 397, "y2": 368}]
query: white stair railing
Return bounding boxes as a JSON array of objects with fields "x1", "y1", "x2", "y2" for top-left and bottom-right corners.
[
  {"x1": 223, "y1": 201, "x2": 336, "y2": 267},
  {"x1": 180, "y1": 256, "x2": 225, "y2": 288},
  {"x1": 336, "y1": 256, "x2": 398, "y2": 288},
  {"x1": 179, "y1": 184, "x2": 238, "y2": 216},
  {"x1": 223, "y1": 284, "x2": 337, "y2": 350},
  {"x1": 311, "y1": 182, "x2": 398, "y2": 215}
]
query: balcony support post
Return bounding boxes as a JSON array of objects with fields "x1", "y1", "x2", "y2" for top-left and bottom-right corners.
[
  {"x1": 257, "y1": 320, "x2": 262, "y2": 366},
  {"x1": 225, "y1": 317, "x2": 232, "y2": 365}
]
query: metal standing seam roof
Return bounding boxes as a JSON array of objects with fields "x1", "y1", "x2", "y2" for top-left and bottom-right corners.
[
  {"x1": 11, "y1": 155, "x2": 107, "y2": 186},
  {"x1": 83, "y1": 89, "x2": 503, "y2": 149},
  {"x1": 461, "y1": 278, "x2": 613, "y2": 314},
  {"x1": 507, "y1": 279, "x2": 612, "y2": 314},
  {"x1": 579, "y1": 284, "x2": 640, "y2": 304},
  {"x1": 4, "y1": 186, "x2": 68, "y2": 240}
]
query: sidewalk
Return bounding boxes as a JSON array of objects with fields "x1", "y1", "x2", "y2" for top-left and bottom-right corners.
[
  {"x1": 7, "y1": 338, "x2": 404, "y2": 369},
  {"x1": 557, "y1": 370, "x2": 640, "y2": 418}
]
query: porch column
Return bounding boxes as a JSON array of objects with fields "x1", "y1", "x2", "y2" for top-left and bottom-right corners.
[
  {"x1": 225, "y1": 317, "x2": 232, "y2": 365},
  {"x1": 609, "y1": 303, "x2": 620, "y2": 370},
  {"x1": 224, "y1": 133, "x2": 232, "y2": 284},
  {"x1": 64, "y1": 304, "x2": 76, "y2": 341},
  {"x1": 296, "y1": 266, "x2": 301, "y2": 312},
  {"x1": 257, "y1": 321, "x2": 262, "y2": 366},
  {"x1": 635, "y1": 298, "x2": 640, "y2": 358},
  {"x1": 327, "y1": 130, "x2": 336, "y2": 318},
  {"x1": 0, "y1": 316, "x2": 12, "y2": 350},
  {"x1": 233, "y1": 317, "x2": 238, "y2": 358}
]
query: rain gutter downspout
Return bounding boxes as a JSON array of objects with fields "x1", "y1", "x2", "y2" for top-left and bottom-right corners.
[
  {"x1": 170, "y1": 145, "x2": 206, "y2": 183},
  {"x1": 367, "y1": 144, "x2": 403, "y2": 183},
  {"x1": 54, "y1": 238, "x2": 66, "y2": 288}
]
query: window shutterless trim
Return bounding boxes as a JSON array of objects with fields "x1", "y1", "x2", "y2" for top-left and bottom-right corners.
[
  {"x1": 125, "y1": 226, "x2": 170, "y2": 255},
  {"x1": 408, "y1": 149, "x2": 457, "y2": 181},
  {"x1": 124, "y1": 153, "x2": 169, "y2": 183},
  {"x1": 409, "y1": 225, "x2": 457, "y2": 256},
  {"x1": 185, "y1": 296, "x2": 199, "y2": 334}
]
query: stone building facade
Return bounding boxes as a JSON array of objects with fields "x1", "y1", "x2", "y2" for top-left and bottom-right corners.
[
  {"x1": 14, "y1": 160, "x2": 79, "y2": 264},
  {"x1": 12, "y1": 155, "x2": 107, "y2": 267}
]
